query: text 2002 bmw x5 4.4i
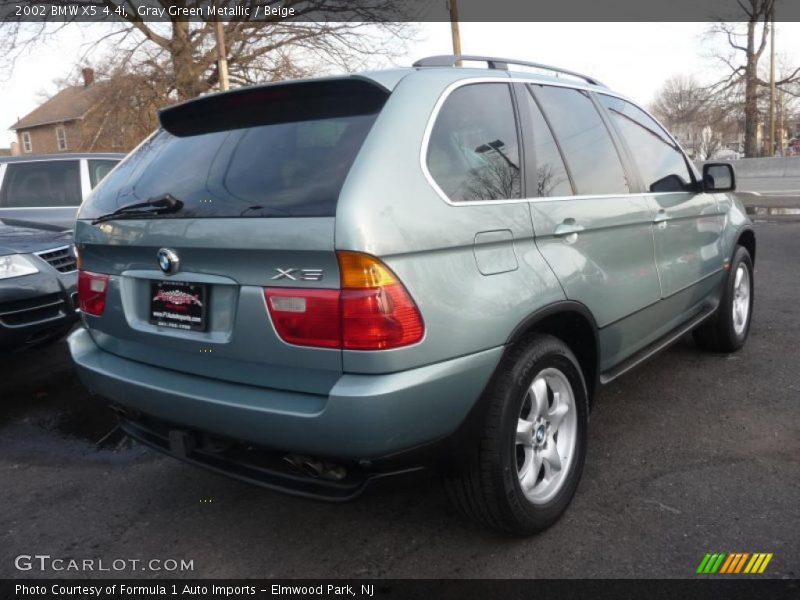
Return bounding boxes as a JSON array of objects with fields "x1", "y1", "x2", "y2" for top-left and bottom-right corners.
[{"x1": 69, "y1": 56, "x2": 755, "y2": 534}]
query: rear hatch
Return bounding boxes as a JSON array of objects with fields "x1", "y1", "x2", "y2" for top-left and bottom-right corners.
[{"x1": 75, "y1": 78, "x2": 389, "y2": 395}]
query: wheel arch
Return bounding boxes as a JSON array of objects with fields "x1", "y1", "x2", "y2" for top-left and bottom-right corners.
[
  {"x1": 736, "y1": 227, "x2": 756, "y2": 265},
  {"x1": 429, "y1": 301, "x2": 600, "y2": 473},
  {"x1": 506, "y1": 301, "x2": 600, "y2": 405}
]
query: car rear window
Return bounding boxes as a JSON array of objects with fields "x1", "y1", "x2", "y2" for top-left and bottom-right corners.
[
  {"x1": 78, "y1": 78, "x2": 388, "y2": 220},
  {"x1": 0, "y1": 160, "x2": 81, "y2": 208},
  {"x1": 426, "y1": 83, "x2": 522, "y2": 202}
]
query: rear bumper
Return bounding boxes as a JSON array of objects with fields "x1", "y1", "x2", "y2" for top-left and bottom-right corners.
[
  {"x1": 68, "y1": 327, "x2": 503, "y2": 460},
  {"x1": 117, "y1": 415, "x2": 426, "y2": 501}
]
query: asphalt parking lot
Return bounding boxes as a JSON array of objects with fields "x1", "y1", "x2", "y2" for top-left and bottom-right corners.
[{"x1": 1, "y1": 221, "x2": 798, "y2": 580}]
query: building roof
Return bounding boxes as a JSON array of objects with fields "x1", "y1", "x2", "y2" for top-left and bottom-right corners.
[{"x1": 10, "y1": 83, "x2": 105, "y2": 131}]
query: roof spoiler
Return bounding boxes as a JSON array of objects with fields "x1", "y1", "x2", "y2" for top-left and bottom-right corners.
[{"x1": 159, "y1": 78, "x2": 389, "y2": 137}]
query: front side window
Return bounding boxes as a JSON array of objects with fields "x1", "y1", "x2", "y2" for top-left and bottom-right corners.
[
  {"x1": 56, "y1": 126, "x2": 68, "y2": 151},
  {"x1": 0, "y1": 160, "x2": 81, "y2": 207},
  {"x1": 533, "y1": 85, "x2": 629, "y2": 196},
  {"x1": 426, "y1": 83, "x2": 521, "y2": 202},
  {"x1": 599, "y1": 95, "x2": 693, "y2": 193}
]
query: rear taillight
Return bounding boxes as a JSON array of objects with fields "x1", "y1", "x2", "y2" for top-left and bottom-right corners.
[
  {"x1": 338, "y1": 252, "x2": 424, "y2": 350},
  {"x1": 264, "y1": 252, "x2": 424, "y2": 350},
  {"x1": 265, "y1": 288, "x2": 341, "y2": 348},
  {"x1": 78, "y1": 270, "x2": 110, "y2": 316}
]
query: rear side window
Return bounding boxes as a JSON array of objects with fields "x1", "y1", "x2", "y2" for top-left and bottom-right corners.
[
  {"x1": 533, "y1": 85, "x2": 629, "y2": 196},
  {"x1": 79, "y1": 79, "x2": 388, "y2": 220},
  {"x1": 599, "y1": 95, "x2": 693, "y2": 192},
  {"x1": 0, "y1": 160, "x2": 81, "y2": 208},
  {"x1": 426, "y1": 83, "x2": 521, "y2": 202},
  {"x1": 88, "y1": 159, "x2": 119, "y2": 188},
  {"x1": 519, "y1": 87, "x2": 573, "y2": 197}
]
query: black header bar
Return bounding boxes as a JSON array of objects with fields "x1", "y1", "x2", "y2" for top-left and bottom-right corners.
[{"x1": 2, "y1": 0, "x2": 800, "y2": 23}]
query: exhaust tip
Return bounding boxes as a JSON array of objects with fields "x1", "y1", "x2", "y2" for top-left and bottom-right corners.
[
  {"x1": 283, "y1": 454, "x2": 348, "y2": 481},
  {"x1": 301, "y1": 458, "x2": 324, "y2": 478},
  {"x1": 282, "y1": 454, "x2": 303, "y2": 473}
]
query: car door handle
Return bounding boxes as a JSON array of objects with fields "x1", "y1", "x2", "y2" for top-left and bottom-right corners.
[
  {"x1": 653, "y1": 210, "x2": 670, "y2": 224},
  {"x1": 553, "y1": 220, "x2": 584, "y2": 237}
]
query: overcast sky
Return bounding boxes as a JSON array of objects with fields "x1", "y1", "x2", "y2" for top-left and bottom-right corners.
[{"x1": 2, "y1": 21, "x2": 800, "y2": 148}]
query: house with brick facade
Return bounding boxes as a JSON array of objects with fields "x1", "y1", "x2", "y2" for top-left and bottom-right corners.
[{"x1": 10, "y1": 68, "x2": 106, "y2": 155}]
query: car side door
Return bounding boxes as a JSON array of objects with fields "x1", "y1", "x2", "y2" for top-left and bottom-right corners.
[
  {"x1": 0, "y1": 159, "x2": 83, "y2": 229},
  {"x1": 518, "y1": 83, "x2": 663, "y2": 372},
  {"x1": 596, "y1": 94, "x2": 726, "y2": 310}
]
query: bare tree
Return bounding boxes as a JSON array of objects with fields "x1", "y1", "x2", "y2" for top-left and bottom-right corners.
[
  {"x1": 651, "y1": 75, "x2": 742, "y2": 158},
  {"x1": 771, "y1": 55, "x2": 800, "y2": 152},
  {"x1": 706, "y1": 0, "x2": 800, "y2": 157},
  {"x1": 651, "y1": 75, "x2": 711, "y2": 155},
  {"x1": 80, "y1": 61, "x2": 171, "y2": 151},
  {"x1": 465, "y1": 140, "x2": 521, "y2": 201},
  {"x1": 699, "y1": 126, "x2": 724, "y2": 160},
  {"x1": 651, "y1": 75, "x2": 709, "y2": 125},
  {"x1": 0, "y1": 1, "x2": 415, "y2": 101}
]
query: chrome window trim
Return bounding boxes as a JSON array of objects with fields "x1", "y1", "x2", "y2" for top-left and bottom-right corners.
[
  {"x1": 528, "y1": 190, "x2": 696, "y2": 204},
  {"x1": 419, "y1": 76, "x2": 695, "y2": 208}
]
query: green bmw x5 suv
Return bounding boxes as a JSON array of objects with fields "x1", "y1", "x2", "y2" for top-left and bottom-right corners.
[{"x1": 69, "y1": 55, "x2": 755, "y2": 534}]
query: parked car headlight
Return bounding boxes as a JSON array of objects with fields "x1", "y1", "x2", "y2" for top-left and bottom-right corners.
[{"x1": 0, "y1": 254, "x2": 39, "y2": 279}]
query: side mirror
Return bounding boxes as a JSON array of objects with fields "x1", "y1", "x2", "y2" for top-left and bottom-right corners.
[
  {"x1": 702, "y1": 163, "x2": 736, "y2": 192},
  {"x1": 650, "y1": 173, "x2": 688, "y2": 193}
]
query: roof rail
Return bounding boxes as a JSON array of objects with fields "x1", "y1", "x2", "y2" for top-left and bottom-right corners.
[{"x1": 412, "y1": 55, "x2": 605, "y2": 87}]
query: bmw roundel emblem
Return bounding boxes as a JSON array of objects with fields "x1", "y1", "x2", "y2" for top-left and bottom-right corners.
[{"x1": 157, "y1": 248, "x2": 180, "y2": 275}]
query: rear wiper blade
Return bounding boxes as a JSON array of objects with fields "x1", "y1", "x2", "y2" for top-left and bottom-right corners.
[{"x1": 91, "y1": 194, "x2": 184, "y2": 225}]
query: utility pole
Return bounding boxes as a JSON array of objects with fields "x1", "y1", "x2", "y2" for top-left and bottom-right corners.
[
  {"x1": 768, "y1": 2, "x2": 776, "y2": 156},
  {"x1": 213, "y1": 0, "x2": 230, "y2": 91},
  {"x1": 447, "y1": 0, "x2": 462, "y2": 66},
  {"x1": 778, "y1": 88, "x2": 785, "y2": 156}
]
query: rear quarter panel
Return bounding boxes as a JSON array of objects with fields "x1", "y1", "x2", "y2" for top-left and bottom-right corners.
[{"x1": 336, "y1": 70, "x2": 565, "y2": 374}]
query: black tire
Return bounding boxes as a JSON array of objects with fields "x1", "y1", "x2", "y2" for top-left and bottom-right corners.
[
  {"x1": 444, "y1": 334, "x2": 589, "y2": 535},
  {"x1": 693, "y1": 245, "x2": 754, "y2": 352}
]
